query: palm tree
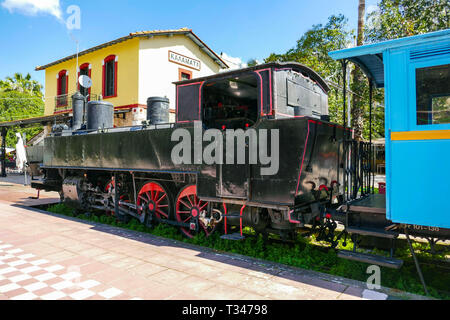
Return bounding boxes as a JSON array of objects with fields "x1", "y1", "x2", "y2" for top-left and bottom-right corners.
[
  {"x1": 0, "y1": 73, "x2": 43, "y2": 97},
  {"x1": 350, "y1": 0, "x2": 366, "y2": 140}
]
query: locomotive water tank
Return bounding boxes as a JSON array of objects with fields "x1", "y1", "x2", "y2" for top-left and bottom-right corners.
[
  {"x1": 147, "y1": 97, "x2": 170, "y2": 124},
  {"x1": 86, "y1": 101, "x2": 114, "y2": 130}
]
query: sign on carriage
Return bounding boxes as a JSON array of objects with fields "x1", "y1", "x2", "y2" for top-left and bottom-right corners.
[{"x1": 168, "y1": 51, "x2": 201, "y2": 71}]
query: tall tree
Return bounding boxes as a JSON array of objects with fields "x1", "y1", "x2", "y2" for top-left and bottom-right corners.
[
  {"x1": 0, "y1": 73, "x2": 43, "y2": 97},
  {"x1": 350, "y1": 0, "x2": 366, "y2": 140},
  {"x1": 0, "y1": 73, "x2": 44, "y2": 147},
  {"x1": 366, "y1": 0, "x2": 449, "y2": 42}
]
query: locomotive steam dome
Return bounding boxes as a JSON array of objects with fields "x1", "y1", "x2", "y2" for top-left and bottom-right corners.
[
  {"x1": 147, "y1": 96, "x2": 169, "y2": 124},
  {"x1": 86, "y1": 101, "x2": 114, "y2": 130}
]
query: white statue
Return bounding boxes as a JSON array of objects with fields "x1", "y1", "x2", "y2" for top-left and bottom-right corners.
[{"x1": 15, "y1": 133, "x2": 27, "y2": 173}]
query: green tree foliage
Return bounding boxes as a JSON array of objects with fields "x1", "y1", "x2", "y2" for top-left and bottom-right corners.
[
  {"x1": 0, "y1": 73, "x2": 43, "y2": 98},
  {"x1": 0, "y1": 73, "x2": 44, "y2": 147},
  {"x1": 247, "y1": 58, "x2": 259, "y2": 67},
  {"x1": 266, "y1": 15, "x2": 352, "y2": 80},
  {"x1": 366, "y1": 0, "x2": 449, "y2": 42}
]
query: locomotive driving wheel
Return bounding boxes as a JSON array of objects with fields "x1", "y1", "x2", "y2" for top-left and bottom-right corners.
[
  {"x1": 175, "y1": 185, "x2": 215, "y2": 238},
  {"x1": 137, "y1": 181, "x2": 172, "y2": 221}
]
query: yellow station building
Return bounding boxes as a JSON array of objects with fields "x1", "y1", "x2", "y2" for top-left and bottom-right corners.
[{"x1": 35, "y1": 28, "x2": 228, "y2": 125}]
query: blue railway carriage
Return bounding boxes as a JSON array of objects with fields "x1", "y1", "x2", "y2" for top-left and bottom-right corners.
[
  {"x1": 330, "y1": 29, "x2": 450, "y2": 230},
  {"x1": 328, "y1": 30, "x2": 450, "y2": 285}
]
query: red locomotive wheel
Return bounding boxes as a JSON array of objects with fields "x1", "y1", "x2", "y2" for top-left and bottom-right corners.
[
  {"x1": 137, "y1": 181, "x2": 171, "y2": 220},
  {"x1": 175, "y1": 185, "x2": 214, "y2": 238}
]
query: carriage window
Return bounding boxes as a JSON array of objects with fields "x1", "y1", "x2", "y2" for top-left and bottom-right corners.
[
  {"x1": 202, "y1": 74, "x2": 258, "y2": 130},
  {"x1": 416, "y1": 63, "x2": 450, "y2": 125}
]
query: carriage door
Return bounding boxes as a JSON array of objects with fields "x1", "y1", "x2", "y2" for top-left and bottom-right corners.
[
  {"x1": 388, "y1": 46, "x2": 450, "y2": 228},
  {"x1": 202, "y1": 73, "x2": 260, "y2": 199}
]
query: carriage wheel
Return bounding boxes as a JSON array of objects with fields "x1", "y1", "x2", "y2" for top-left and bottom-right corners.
[
  {"x1": 175, "y1": 185, "x2": 215, "y2": 238},
  {"x1": 137, "y1": 181, "x2": 172, "y2": 220}
]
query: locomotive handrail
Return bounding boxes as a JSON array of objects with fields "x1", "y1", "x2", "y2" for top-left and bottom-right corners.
[{"x1": 50, "y1": 122, "x2": 175, "y2": 136}]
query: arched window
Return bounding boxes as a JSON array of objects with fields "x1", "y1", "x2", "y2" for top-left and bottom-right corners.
[
  {"x1": 78, "y1": 63, "x2": 91, "y2": 100},
  {"x1": 57, "y1": 70, "x2": 68, "y2": 107},
  {"x1": 103, "y1": 55, "x2": 117, "y2": 98}
]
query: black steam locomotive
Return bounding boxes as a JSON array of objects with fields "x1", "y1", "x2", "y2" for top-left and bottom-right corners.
[
  {"x1": 35, "y1": 62, "x2": 349, "y2": 239},
  {"x1": 33, "y1": 62, "x2": 448, "y2": 271}
]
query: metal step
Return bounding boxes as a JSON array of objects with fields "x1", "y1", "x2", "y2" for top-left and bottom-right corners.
[
  {"x1": 220, "y1": 233, "x2": 245, "y2": 241},
  {"x1": 338, "y1": 250, "x2": 403, "y2": 269},
  {"x1": 347, "y1": 227, "x2": 398, "y2": 239}
]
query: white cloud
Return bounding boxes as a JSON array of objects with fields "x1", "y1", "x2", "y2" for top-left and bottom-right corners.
[
  {"x1": 1, "y1": 0, "x2": 62, "y2": 20},
  {"x1": 220, "y1": 52, "x2": 248, "y2": 70}
]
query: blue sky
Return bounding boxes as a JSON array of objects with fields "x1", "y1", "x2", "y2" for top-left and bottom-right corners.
[{"x1": 0, "y1": 0, "x2": 380, "y2": 88}]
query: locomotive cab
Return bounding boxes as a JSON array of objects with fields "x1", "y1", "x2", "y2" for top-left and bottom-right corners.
[
  {"x1": 174, "y1": 62, "x2": 330, "y2": 126},
  {"x1": 174, "y1": 63, "x2": 347, "y2": 228}
]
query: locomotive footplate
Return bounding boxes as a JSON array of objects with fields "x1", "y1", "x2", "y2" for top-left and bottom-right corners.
[{"x1": 343, "y1": 194, "x2": 386, "y2": 215}]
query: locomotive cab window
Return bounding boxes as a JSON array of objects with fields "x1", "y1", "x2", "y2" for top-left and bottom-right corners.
[
  {"x1": 202, "y1": 74, "x2": 258, "y2": 130},
  {"x1": 416, "y1": 63, "x2": 450, "y2": 125}
]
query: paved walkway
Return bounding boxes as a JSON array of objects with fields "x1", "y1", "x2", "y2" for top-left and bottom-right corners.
[{"x1": 0, "y1": 179, "x2": 413, "y2": 300}]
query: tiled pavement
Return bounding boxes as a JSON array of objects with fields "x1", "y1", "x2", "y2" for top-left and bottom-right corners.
[
  {"x1": 0, "y1": 241, "x2": 140, "y2": 300},
  {"x1": 0, "y1": 181, "x2": 406, "y2": 300}
]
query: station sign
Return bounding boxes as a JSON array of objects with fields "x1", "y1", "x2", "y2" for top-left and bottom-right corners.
[{"x1": 168, "y1": 51, "x2": 201, "y2": 71}]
